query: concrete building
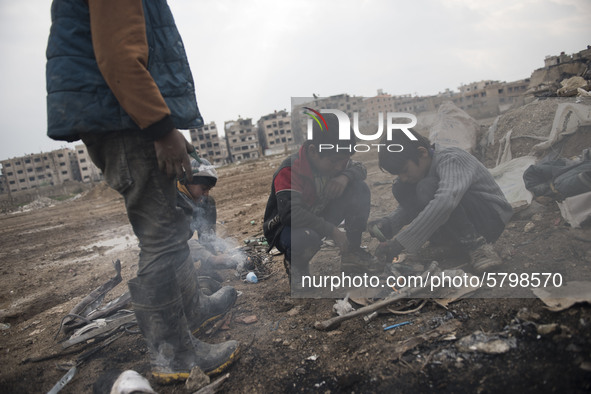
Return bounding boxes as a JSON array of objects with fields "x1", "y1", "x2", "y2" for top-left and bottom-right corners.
[
  {"x1": 188, "y1": 122, "x2": 228, "y2": 165},
  {"x1": 529, "y1": 46, "x2": 591, "y2": 95},
  {"x1": 257, "y1": 110, "x2": 295, "y2": 155},
  {"x1": 224, "y1": 118, "x2": 260, "y2": 162},
  {"x1": 75, "y1": 144, "x2": 102, "y2": 183},
  {"x1": 0, "y1": 174, "x2": 6, "y2": 195},
  {"x1": 0, "y1": 148, "x2": 80, "y2": 193}
]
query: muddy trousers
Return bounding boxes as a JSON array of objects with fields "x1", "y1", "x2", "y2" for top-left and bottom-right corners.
[
  {"x1": 82, "y1": 131, "x2": 238, "y2": 380},
  {"x1": 278, "y1": 179, "x2": 371, "y2": 275},
  {"x1": 82, "y1": 131, "x2": 192, "y2": 279},
  {"x1": 392, "y1": 177, "x2": 505, "y2": 247}
]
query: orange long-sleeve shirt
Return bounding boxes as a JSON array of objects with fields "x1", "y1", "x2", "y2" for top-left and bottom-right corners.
[{"x1": 88, "y1": 0, "x2": 172, "y2": 134}]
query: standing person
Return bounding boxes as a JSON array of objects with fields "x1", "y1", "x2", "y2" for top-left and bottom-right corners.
[
  {"x1": 369, "y1": 131, "x2": 512, "y2": 272},
  {"x1": 263, "y1": 112, "x2": 377, "y2": 292},
  {"x1": 46, "y1": 0, "x2": 239, "y2": 383}
]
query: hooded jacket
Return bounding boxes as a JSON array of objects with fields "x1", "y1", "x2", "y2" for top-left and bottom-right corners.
[{"x1": 263, "y1": 145, "x2": 367, "y2": 250}]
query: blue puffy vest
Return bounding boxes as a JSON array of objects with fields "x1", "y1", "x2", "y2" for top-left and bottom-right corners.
[{"x1": 46, "y1": 0, "x2": 203, "y2": 142}]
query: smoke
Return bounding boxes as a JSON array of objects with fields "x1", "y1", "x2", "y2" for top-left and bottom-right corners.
[{"x1": 189, "y1": 196, "x2": 250, "y2": 274}]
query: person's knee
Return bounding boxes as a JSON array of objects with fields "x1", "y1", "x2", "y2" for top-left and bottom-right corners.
[
  {"x1": 342, "y1": 180, "x2": 370, "y2": 207},
  {"x1": 290, "y1": 228, "x2": 322, "y2": 258}
]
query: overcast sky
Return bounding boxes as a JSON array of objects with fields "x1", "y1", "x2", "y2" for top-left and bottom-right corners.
[{"x1": 0, "y1": 0, "x2": 589, "y2": 161}]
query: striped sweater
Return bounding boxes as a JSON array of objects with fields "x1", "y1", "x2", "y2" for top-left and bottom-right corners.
[{"x1": 385, "y1": 145, "x2": 513, "y2": 252}]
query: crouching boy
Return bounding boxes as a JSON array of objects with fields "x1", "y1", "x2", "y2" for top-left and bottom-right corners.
[
  {"x1": 370, "y1": 131, "x2": 512, "y2": 272},
  {"x1": 263, "y1": 112, "x2": 377, "y2": 291},
  {"x1": 177, "y1": 156, "x2": 244, "y2": 273}
]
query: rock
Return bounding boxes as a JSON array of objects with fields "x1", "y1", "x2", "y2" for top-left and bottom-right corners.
[
  {"x1": 185, "y1": 366, "x2": 210, "y2": 392},
  {"x1": 287, "y1": 306, "x2": 301, "y2": 316},
  {"x1": 516, "y1": 308, "x2": 540, "y2": 321},
  {"x1": 333, "y1": 298, "x2": 354, "y2": 316},
  {"x1": 235, "y1": 315, "x2": 258, "y2": 324},
  {"x1": 536, "y1": 323, "x2": 558, "y2": 335},
  {"x1": 456, "y1": 331, "x2": 517, "y2": 354},
  {"x1": 524, "y1": 222, "x2": 535, "y2": 232},
  {"x1": 531, "y1": 213, "x2": 543, "y2": 221}
]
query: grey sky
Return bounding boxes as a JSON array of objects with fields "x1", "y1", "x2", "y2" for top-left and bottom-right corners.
[{"x1": 0, "y1": 0, "x2": 589, "y2": 161}]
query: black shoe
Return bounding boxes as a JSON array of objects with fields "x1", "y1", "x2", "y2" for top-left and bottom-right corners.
[
  {"x1": 468, "y1": 237, "x2": 502, "y2": 272},
  {"x1": 341, "y1": 247, "x2": 382, "y2": 275}
]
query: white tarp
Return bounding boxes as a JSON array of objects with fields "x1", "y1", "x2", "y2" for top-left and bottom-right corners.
[
  {"x1": 489, "y1": 156, "x2": 537, "y2": 204},
  {"x1": 530, "y1": 103, "x2": 591, "y2": 154},
  {"x1": 429, "y1": 101, "x2": 479, "y2": 153},
  {"x1": 557, "y1": 191, "x2": 591, "y2": 228}
]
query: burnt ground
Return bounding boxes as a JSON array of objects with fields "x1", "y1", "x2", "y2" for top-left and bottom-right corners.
[{"x1": 1, "y1": 128, "x2": 591, "y2": 393}]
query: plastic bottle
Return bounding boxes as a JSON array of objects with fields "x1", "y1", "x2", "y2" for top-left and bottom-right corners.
[{"x1": 246, "y1": 272, "x2": 258, "y2": 283}]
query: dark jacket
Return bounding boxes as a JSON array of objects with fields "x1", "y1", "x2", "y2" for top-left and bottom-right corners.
[
  {"x1": 263, "y1": 145, "x2": 367, "y2": 250},
  {"x1": 46, "y1": 0, "x2": 202, "y2": 142}
]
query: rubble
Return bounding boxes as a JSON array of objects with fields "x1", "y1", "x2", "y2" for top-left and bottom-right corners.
[{"x1": 455, "y1": 331, "x2": 517, "y2": 354}]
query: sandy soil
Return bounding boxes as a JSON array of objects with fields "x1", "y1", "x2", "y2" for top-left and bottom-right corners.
[{"x1": 1, "y1": 109, "x2": 591, "y2": 393}]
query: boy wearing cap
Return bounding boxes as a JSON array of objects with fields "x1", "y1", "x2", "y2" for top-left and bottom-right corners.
[
  {"x1": 177, "y1": 157, "x2": 243, "y2": 272},
  {"x1": 263, "y1": 112, "x2": 377, "y2": 291},
  {"x1": 370, "y1": 131, "x2": 512, "y2": 272}
]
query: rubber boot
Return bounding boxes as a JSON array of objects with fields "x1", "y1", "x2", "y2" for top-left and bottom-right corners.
[
  {"x1": 175, "y1": 257, "x2": 237, "y2": 334},
  {"x1": 128, "y1": 268, "x2": 240, "y2": 383}
]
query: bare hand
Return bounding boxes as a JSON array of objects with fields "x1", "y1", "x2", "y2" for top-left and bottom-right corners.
[
  {"x1": 324, "y1": 175, "x2": 349, "y2": 199},
  {"x1": 331, "y1": 227, "x2": 349, "y2": 254},
  {"x1": 153, "y1": 128, "x2": 194, "y2": 180}
]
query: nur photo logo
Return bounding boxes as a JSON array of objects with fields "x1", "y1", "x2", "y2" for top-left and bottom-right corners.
[{"x1": 304, "y1": 108, "x2": 418, "y2": 153}]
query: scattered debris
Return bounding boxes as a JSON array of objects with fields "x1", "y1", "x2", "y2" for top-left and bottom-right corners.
[
  {"x1": 237, "y1": 249, "x2": 274, "y2": 281},
  {"x1": 59, "y1": 259, "x2": 127, "y2": 335},
  {"x1": 532, "y1": 281, "x2": 591, "y2": 311},
  {"x1": 389, "y1": 320, "x2": 461, "y2": 360},
  {"x1": 333, "y1": 295, "x2": 355, "y2": 316},
  {"x1": 235, "y1": 315, "x2": 258, "y2": 325},
  {"x1": 557, "y1": 191, "x2": 591, "y2": 228},
  {"x1": 186, "y1": 366, "x2": 210, "y2": 392},
  {"x1": 306, "y1": 354, "x2": 318, "y2": 361},
  {"x1": 314, "y1": 262, "x2": 439, "y2": 331},
  {"x1": 61, "y1": 313, "x2": 135, "y2": 349},
  {"x1": 110, "y1": 370, "x2": 156, "y2": 394},
  {"x1": 524, "y1": 222, "x2": 535, "y2": 232},
  {"x1": 456, "y1": 331, "x2": 517, "y2": 354},
  {"x1": 193, "y1": 373, "x2": 230, "y2": 394},
  {"x1": 286, "y1": 307, "x2": 301, "y2": 317},
  {"x1": 363, "y1": 312, "x2": 378, "y2": 322},
  {"x1": 536, "y1": 323, "x2": 558, "y2": 335},
  {"x1": 47, "y1": 366, "x2": 77, "y2": 394},
  {"x1": 516, "y1": 308, "x2": 540, "y2": 322},
  {"x1": 383, "y1": 321, "x2": 412, "y2": 331},
  {"x1": 557, "y1": 76, "x2": 589, "y2": 97},
  {"x1": 245, "y1": 272, "x2": 258, "y2": 283}
]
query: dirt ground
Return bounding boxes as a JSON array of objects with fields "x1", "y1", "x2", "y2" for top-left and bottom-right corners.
[{"x1": 1, "y1": 108, "x2": 591, "y2": 393}]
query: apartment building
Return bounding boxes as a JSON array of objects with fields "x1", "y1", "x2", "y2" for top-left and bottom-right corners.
[
  {"x1": 257, "y1": 110, "x2": 294, "y2": 155},
  {"x1": 224, "y1": 118, "x2": 260, "y2": 162},
  {"x1": 1, "y1": 148, "x2": 79, "y2": 193},
  {"x1": 75, "y1": 144, "x2": 102, "y2": 183},
  {"x1": 188, "y1": 122, "x2": 228, "y2": 165}
]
